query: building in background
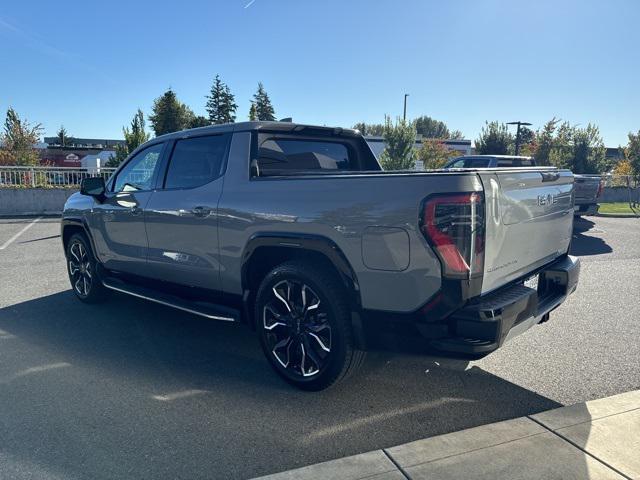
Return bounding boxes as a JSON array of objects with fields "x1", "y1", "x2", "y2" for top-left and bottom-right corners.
[
  {"x1": 38, "y1": 137, "x2": 124, "y2": 167},
  {"x1": 605, "y1": 147, "x2": 623, "y2": 167}
]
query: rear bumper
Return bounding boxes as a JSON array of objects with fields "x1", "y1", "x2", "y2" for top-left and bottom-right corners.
[
  {"x1": 574, "y1": 203, "x2": 599, "y2": 216},
  {"x1": 429, "y1": 255, "x2": 580, "y2": 355}
]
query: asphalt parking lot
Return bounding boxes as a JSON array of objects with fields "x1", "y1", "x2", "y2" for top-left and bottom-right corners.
[{"x1": 1, "y1": 215, "x2": 639, "y2": 480}]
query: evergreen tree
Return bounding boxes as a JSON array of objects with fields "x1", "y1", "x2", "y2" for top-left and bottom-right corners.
[
  {"x1": 249, "y1": 102, "x2": 258, "y2": 121},
  {"x1": 57, "y1": 125, "x2": 74, "y2": 146},
  {"x1": 107, "y1": 109, "x2": 151, "y2": 167},
  {"x1": 252, "y1": 82, "x2": 276, "y2": 121},
  {"x1": 149, "y1": 89, "x2": 196, "y2": 136},
  {"x1": 206, "y1": 75, "x2": 237, "y2": 124},
  {"x1": 189, "y1": 115, "x2": 210, "y2": 128}
]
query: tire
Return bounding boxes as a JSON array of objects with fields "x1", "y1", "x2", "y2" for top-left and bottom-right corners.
[
  {"x1": 255, "y1": 260, "x2": 365, "y2": 391},
  {"x1": 65, "y1": 233, "x2": 107, "y2": 303}
]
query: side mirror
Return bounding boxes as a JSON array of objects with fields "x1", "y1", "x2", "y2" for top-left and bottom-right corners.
[{"x1": 81, "y1": 177, "x2": 106, "y2": 200}]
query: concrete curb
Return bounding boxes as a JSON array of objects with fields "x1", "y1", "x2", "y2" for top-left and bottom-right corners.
[
  {"x1": 253, "y1": 389, "x2": 640, "y2": 480},
  {"x1": 596, "y1": 213, "x2": 640, "y2": 218}
]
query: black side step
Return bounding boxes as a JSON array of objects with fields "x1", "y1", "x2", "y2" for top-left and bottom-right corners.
[{"x1": 102, "y1": 277, "x2": 239, "y2": 322}]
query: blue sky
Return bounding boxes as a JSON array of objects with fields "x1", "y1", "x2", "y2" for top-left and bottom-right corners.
[{"x1": 1, "y1": 0, "x2": 638, "y2": 146}]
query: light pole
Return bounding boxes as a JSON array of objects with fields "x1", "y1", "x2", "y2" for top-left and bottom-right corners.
[
  {"x1": 403, "y1": 94, "x2": 409, "y2": 122},
  {"x1": 507, "y1": 121, "x2": 532, "y2": 156}
]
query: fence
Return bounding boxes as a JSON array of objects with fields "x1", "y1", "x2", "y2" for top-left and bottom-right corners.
[
  {"x1": 0, "y1": 166, "x2": 637, "y2": 196},
  {"x1": 601, "y1": 174, "x2": 637, "y2": 188},
  {"x1": 0, "y1": 166, "x2": 116, "y2": 188}
]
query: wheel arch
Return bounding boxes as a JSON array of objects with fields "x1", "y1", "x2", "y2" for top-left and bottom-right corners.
[
  {"x1": 61, "y1": 218, "x2": 97, "y2": 257},
  {"x1": 240, "y1": 233, "x2": 365, "y2": 348}
]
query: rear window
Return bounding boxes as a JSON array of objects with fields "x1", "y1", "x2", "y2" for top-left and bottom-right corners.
[
  {"x1": 256, "y1": 139, "x2": 351, "y2": 176},
  {"x1": 463, "y1": 158, "x2": 491, "y2": 168},
  {"x1": 164, "y1": 134, "x2": 230, "y2": 189},
  {"x1": 497, "y1": 158, "x2": 533, "y2": 167}
]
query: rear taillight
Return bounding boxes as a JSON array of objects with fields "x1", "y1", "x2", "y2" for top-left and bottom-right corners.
[
  {"x1": 420, "y1": 192, "x2": 485, "y2": 279},
  {"x1": 596, "y1": 180, "x2": 604, "y2": 199}
]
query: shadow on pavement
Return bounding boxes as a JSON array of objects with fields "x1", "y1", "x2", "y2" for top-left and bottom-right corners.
[
  {"x1": 571, "y1": 217, "x2": 613, "y2": 256},
  {"x1": 0, "y1": 290, "x2": 578, "y2": 479}
]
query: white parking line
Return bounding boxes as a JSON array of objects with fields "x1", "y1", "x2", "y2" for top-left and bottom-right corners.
[
  {"x1": 0, "y1": 217, "x2": 42, "y2": 250},
  {"x1": 152, "y1": 389, "x2": 209, "y2": 402},
  {"x1": 1, "y1": 362, "x2": 71, "y2": 384}
]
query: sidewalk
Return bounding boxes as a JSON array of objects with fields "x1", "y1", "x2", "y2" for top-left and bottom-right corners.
[{"x1": 254, "y1": 389, "x2": 640, "y2": 480}]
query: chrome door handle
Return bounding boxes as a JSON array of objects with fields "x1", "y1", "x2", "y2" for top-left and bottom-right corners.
[{"x1": 192, "y1": 206, "x2": 211, "y2": 218}]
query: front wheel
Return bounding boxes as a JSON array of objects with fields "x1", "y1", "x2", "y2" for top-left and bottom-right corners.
[
  {"x1": 66, "y1": 233, "x2": 107, "y2": 303},
  {"x1": 255, "y1": 261, "x2": 364, "y2": 391}
]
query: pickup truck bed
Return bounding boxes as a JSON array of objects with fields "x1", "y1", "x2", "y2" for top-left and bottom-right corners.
[{"x1": 62, "y1": 122, "x2": 580, "y2": 390}]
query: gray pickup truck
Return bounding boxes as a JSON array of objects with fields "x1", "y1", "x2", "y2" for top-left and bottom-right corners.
[{"x1": 62, "y1": 122, "x2": 580, "y2": 390}]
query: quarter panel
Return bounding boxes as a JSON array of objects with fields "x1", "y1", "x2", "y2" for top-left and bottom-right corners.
[{"x1": 219, "y1": 133, "x2": 483, "y2": 312}]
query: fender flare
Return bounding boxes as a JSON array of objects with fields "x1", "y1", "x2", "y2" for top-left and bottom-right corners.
[
  {"x1": 240, "y1": 232, "x2": 365, "y2": 349},
  {"x1": 241, "y1": 232, "x2": 360, "y2": 299},
  {"x1": 61, "y1": 217, "x2": 99, "y2": 259}
]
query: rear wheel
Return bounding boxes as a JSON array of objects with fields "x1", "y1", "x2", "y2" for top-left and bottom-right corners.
[
  {"x1": 66, "y1": 233, "x2": 107, "y2": 303},
  {"x1": 255, "y1": 261, "x2": 364, "y2": 390}
]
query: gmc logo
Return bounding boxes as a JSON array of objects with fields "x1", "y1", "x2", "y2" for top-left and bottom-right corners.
[{"x1": 537, "y1": 193, "x2": 558, "y2": 206}]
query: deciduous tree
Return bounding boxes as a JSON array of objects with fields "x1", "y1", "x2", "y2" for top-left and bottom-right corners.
[
  {"x1": 248, "y1": 102, "x2": 258, "y2": 121},
  {"x1": 1, "y1": 107, "x2": 42, "y2": 166},
  {"x1": 414, "y1": 116, "x2": 450, "y2": 139},
  {"x1": 379, "y1": 116, "x2": 416, "y2": 170},
  {"x1": 449, "y1": 129, "x2": 465, "y2": 140},
  {"x1": 106, "y1": 109, "x2": 150, "y2": 167},
  {"x1": 533, "y1": 118, "x2": 560, "y2": 165},
  {"x1": 475, "y1": 121, "x2": 513, "y2": 155},
  {"x1": 623, "y1": 130, "x2": 640, "y2": 180},
  {"x1": 533, "y1": 119, "x2": 606, "y2": 173},
  {"x1": 572, "y1": 124, "x2": 606, "y2": 174},
  {"x1": 149, "y1": 89, "x2": 196, "y2": 136},
  {"x1": 352, "y1": 122, "x2": 385, "y2": 136},
  {"x1": 417, "y1": 139, "x2": 458, "y2": 169}
]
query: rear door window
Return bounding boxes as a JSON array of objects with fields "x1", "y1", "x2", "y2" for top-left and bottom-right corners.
[
  {"x1": 256, "y1": 139, "x2": 351, "y2": 175},
  {"x1": 164, "y1": 134, "x2": 230, "y2": 189}
]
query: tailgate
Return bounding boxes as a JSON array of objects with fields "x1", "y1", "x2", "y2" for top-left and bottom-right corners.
[
  {"x1": 478, "y1": 169, "x2": 574, "y2": 294},
  {"x1": 574, "y1": 175, "x2": 601, "y2": 204}
]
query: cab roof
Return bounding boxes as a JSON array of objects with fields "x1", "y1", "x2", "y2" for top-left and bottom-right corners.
[{"x1": 153, "y1": 121, "x2": 360, "y2": 141}]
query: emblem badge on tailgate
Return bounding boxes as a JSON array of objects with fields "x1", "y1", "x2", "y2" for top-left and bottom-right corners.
[{"x1": 537, "y1": 193, "x2": 558, "y2": 206}]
